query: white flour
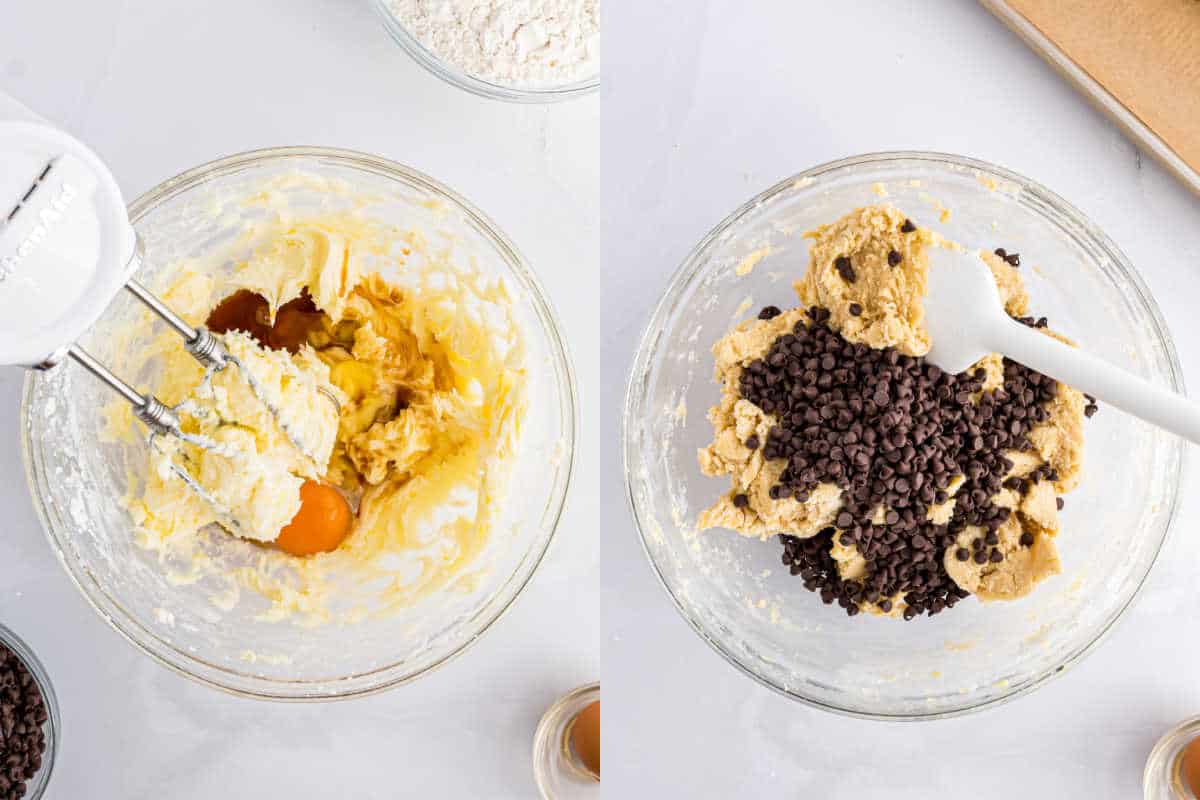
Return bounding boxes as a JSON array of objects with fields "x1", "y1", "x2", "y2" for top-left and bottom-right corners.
[{"x1": 386, "y1": 0, "x2": 599, "y2": 88}]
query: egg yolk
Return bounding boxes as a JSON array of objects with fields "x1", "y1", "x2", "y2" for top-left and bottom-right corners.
[
  {"x1": 275, "y1": 480, "x2": 353, "y2": 557},
  {"x1": 569, "y1": 700, "x2": 600, "y2": 779},
  {"x1": 1181, "y1": 737, "x2": 1200, "y2": 797}
]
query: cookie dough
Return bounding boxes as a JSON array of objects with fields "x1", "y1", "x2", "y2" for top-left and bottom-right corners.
[
  {"x1": 796, "y1": 206, "x2": 1029, "y2": 356},
  {"x1": 944, "y1": 516, "x2": 1060, "y2": 600},
  {"x1": 699, "y1": 205, "x2": 1086, "y2": 612}
]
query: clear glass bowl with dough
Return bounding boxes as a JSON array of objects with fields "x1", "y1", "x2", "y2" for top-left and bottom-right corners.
[
  {"x1": 624, "y1": 151, "x2": 1184, "y2": 719},
  {"x1": 369, "y1": 0, "x2": 599, "y2": 103},
  {"x1": 21, "y1": 147, "x2": 575, "y2": 700}
]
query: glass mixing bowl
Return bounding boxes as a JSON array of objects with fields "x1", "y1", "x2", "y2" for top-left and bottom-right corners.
[
  {"x1": 369, "y1": 0, "x2": 599, "y2": 103},
  {"x1": 22, "y1": 147, "x2": 575, "y2": 700},
  {"x1": 624, "y1": 151, "x2": 1185, "y2": 720},
  {"x1": 0, "y1": 623, "x2": 59, "y2": 799}
]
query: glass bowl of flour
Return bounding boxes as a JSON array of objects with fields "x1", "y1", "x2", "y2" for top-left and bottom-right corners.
[
  {"x1": 624, "y1": 151, "x2": 1185, "y2": 719},
  {"x1": 371, "y1": 0, "x2": 599, "y2": 102},
  {"x1": 22, "y1": 147, "x2": 576, "y2": 699}
]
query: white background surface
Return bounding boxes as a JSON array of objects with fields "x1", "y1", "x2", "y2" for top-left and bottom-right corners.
[
  {"x1": 603, "y1": 2, "x2": 1200, "y2": 798},
  {"x1": 0, "y1": 1, "x2": 598, "y2": 797}
]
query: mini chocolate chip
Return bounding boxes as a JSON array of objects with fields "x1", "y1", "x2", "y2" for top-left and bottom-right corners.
[
  {"x1": 0, "y1": 641, "x2": 49, "y2": 795},
  {"x1": 848, "y1": 303, "x2": 863, "y2": 317},
  {"x1": 732, "y1": 493, "x2": 749, "y2": 508},
  {"x1": 759, "y1": 306, "x2": 1063, "y2": 619},
  {"x1": 1084, "y1": 404, "x2": 1098, "y2": 418},
  {"x1": 955, "y1": 548, "x2": 969, "y2": 561},
  {"x1": 745, "y1": 435, "x2": 760, "y2": 450},
  {"x1": 758, "y1": 305, "x2": 783, "y2": 320},
  {"x1": 994, "y1": 248, "x2": 1007, "y2": 258},
  {"x1": 1019, "y1": 532, "x2": 1035, "y2": 547},
  {"x1": 834, "y1": 256, "x2": 856, "y2": 284},
  {"x1": 887, "y1": 250, "x2": 902, "y2": 267},
  {"x1": 1056, "y1": 497, "x2": 1064, "y2": 511},
  {"x1": 989, "y1": 549, "x2": 1004, "y2": 563},
  {"x1": 900, "y1": 219, "x2": 916, "y2": 233}
]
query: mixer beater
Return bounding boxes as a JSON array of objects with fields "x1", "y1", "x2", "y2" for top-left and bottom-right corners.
[{"x1": 0, "y1": 90, "x2": 335, "y2": 539}]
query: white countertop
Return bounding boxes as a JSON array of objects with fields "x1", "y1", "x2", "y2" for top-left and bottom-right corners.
[
  {"x1": 0, "y1": 1, "x2": 597, "y2": 797},
  {"x1": 603, "y1": 1, "x2": 1200, "y2": 797}
]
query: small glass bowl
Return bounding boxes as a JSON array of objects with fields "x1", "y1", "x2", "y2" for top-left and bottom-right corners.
[
  {"x1": 370, "y1": 0, "x2": 599, "y2": 103},
  {"x1": 1145, "y1": 717, "x2": 1200, "y2": 799},
  {"x1": 0, "y1": 624, "x2": 59, "y2": 799},
  {"x1": 624, "y1": 151, "x2": 1185, "y2": 720},
  {"x1": 23, "y1": 147, "x2": 576, "y2": 700},
  {"x1": 533, "y1": 682, "x2": 600, "y2": 799}
]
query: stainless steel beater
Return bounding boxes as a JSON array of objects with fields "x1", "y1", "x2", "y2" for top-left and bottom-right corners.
[{"x1": 0, "y1": 90, "x2": 332, "y2": 536}]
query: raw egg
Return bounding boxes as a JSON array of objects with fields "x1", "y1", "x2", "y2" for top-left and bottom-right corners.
[
  {"x1": 1181, "y1": 736, "x2": 1200, "y2": 797},
  {"x1": 569, "y1": 700, "x2": 600, "y2": 779},
  {"x1": 275, "y1": 480, "x2": 353, "y2": 557}
]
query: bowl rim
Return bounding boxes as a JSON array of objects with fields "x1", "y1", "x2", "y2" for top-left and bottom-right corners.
[
  {"x1": 0, "y1": 622, "x2": 60, "y2": 798},
  {"x1": 21, "y1": 145, "x2": 578, "y2": 701},
  {"x1": 369, "y1": 0, "x2": 599, "y2": 104},
  {"x1": 622, "y1": 149, "x2": 1187, "y2": 721}
]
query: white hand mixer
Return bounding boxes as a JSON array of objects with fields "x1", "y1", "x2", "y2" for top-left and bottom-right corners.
[
  {"x1": 0, "y1": 91, "x2": 233, "y2": 429},
  {"x1": 0, "y1": 90, "x2": 332, "y2": 537}
]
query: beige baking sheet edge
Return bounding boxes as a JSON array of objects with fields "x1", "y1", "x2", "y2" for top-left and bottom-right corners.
[{"x1": 980, "y1": 0, "x2": 1200, "y2": 198}]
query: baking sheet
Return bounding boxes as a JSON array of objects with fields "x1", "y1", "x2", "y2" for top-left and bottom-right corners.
[{"x1": 981, "y1": 0, "x2": 1200, "y2": 197}]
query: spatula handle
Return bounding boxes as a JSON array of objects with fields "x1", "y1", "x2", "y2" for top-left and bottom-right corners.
[{"x1": 997, "y1": 319, "x2": 1200, "y2": 444}]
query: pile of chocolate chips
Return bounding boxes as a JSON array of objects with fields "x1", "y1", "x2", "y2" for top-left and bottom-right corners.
[
  {"x1": 742, "y1": 303, "x2": 1066, "y2": 620},
  {"x1": 0, "y1": 643, "x2": 48, "y2": 800}
]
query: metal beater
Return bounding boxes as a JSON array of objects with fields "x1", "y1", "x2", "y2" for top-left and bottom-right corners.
[{"x1": 0, "y1": 90, "x2": 331, "y2": 536}]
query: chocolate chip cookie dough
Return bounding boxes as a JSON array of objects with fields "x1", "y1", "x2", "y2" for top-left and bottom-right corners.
[{"x1": 698, "y1": 205, "x2": 1090, "y2": 619}]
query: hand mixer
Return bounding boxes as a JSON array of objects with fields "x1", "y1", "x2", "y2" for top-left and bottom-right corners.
[{"x1": 0, "y1": 90, "x2": 333, "y2": 538}]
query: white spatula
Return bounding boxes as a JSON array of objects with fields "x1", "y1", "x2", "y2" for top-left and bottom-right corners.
[{"x1": 924, "y1": 248, "x2": 1200, "y2": 444}]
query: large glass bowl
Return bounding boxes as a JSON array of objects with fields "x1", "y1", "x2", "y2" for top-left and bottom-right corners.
[
  {"x1": 624, "y1": 152, "x2": 1184, "y2": 720},
  {"x1": 22, "y1": 147, "x2": 576, "y2": 700},
  {"x1": 0, "y1": 623, "x2": 59, "y2": 799},
  {"x1": 370, "y1": 0, "x2": 598, "y2": 103}
]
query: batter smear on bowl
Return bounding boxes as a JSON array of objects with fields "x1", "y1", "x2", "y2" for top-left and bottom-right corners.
[{"x1": 698, "y1": 205, "x2": 1094, "y2": 619}]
